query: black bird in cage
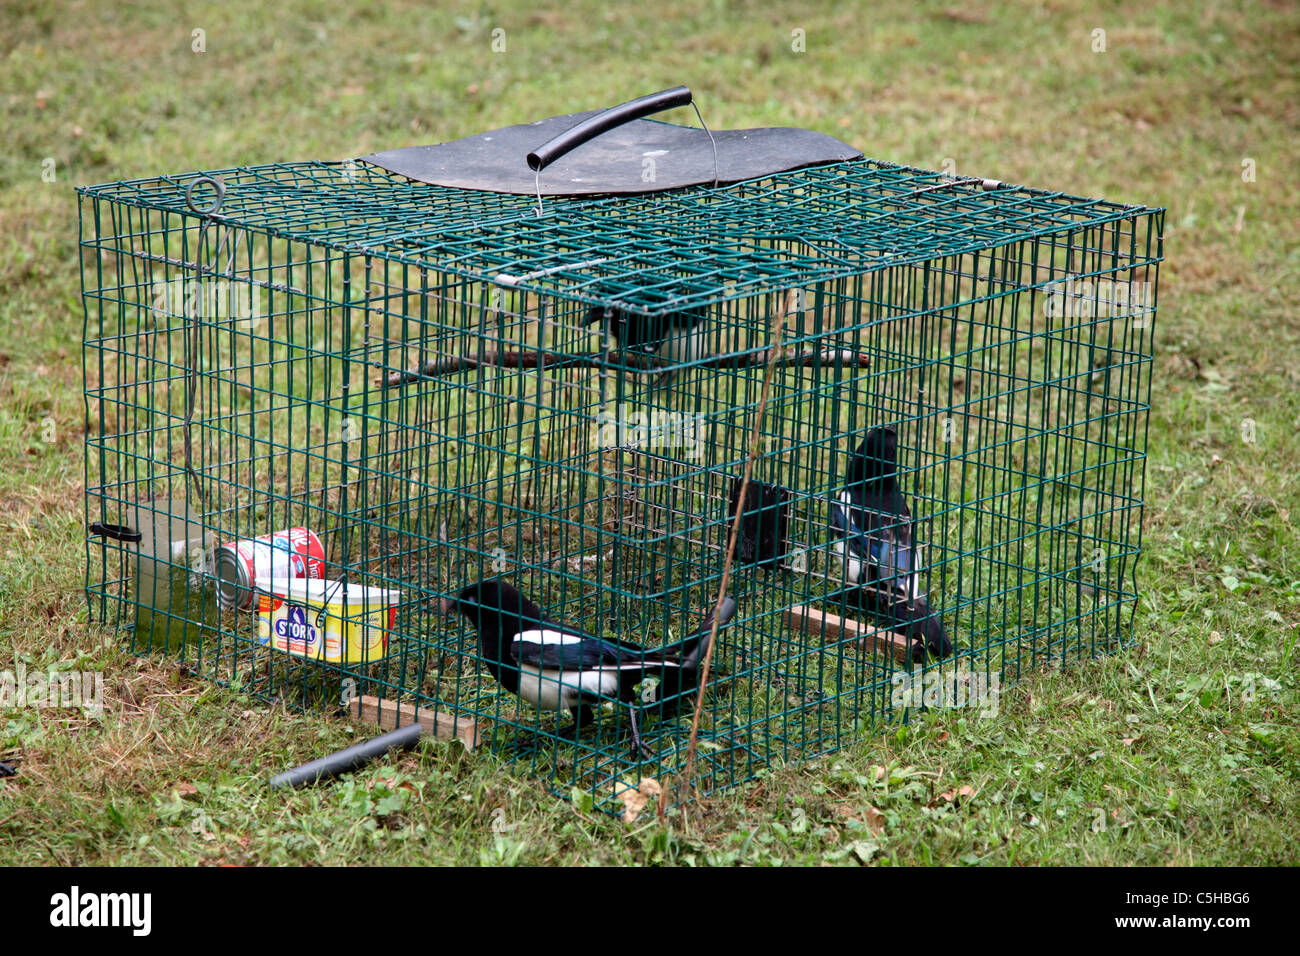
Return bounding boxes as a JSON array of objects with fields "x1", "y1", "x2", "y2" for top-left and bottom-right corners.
[
  {"x1": 586, "y1": 305, "x2": 709, "y2": 369},
  {"x1": 858, "y1": 589, "x2": 951, "y2": 665},
  {"x1": 443, "y1": 581, "x2": 737, "y2": 757},
  {"x1": 830, "y1": 427, "x2": 952, "y2": 662}
]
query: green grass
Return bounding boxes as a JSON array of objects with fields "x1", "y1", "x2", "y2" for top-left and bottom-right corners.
[{"x1": 2, "y1": 0, "x2": 1298, "y2": 865}]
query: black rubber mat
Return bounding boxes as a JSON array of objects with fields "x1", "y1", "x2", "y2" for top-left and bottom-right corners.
[{"x1": 361, "y1": 111, "x2": 862, "y2": 196}]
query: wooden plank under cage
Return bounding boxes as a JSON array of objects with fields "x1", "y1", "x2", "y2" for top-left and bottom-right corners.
[
  {"x1": 347, "y1": 694, "x2": 480, "y2": 750},
  {"x1": 784, "y1": 605, "x2": 912, "y2": 663}
]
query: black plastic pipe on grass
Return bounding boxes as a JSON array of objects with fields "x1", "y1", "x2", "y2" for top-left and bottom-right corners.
[{"x1": 269, "y1": 722, "x2": 424, "y2": 790}]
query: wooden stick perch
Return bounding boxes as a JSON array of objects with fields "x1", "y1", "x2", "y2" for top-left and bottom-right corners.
[{"x1": 376, "y1": 348, "x2": 870, "y2": 388}]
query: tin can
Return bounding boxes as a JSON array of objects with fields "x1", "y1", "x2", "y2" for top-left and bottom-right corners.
[{"x1": 216, "y1": 527, "x2": 325, "y2": 609}]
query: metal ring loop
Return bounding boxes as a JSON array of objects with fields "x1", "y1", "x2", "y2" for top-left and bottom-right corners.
[{"x1": 185, "y1": 175, "x2": 225, "y2": 216}]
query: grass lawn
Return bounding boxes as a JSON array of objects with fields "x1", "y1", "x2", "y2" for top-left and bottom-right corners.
[{"x1": 1, "y1": 0, "x2": 1296, "y2": 865}]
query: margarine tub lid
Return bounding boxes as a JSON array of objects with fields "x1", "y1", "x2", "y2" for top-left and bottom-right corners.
[{"x1": 258, "y1": 577, "x2": 401, "y2": 607}]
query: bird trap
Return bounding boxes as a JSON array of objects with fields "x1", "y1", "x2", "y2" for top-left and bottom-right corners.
[{"x1": 79, "y1": 88, "x2": 1163, "y2": 809}]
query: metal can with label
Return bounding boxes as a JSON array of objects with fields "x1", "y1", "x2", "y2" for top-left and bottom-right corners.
[{"x1": 216, "y1": 527, "x2": 325, "y2": 609}]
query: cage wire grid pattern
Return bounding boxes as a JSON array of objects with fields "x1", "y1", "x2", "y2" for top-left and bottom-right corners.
[{"x1": 80, "y1": 157, "x2": 1163, "y2": 806}]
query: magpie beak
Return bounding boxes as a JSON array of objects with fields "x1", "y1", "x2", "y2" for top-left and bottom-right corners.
[
  {"x1": 829, "y1": 426, "x2": 952, "y2": 661},
  {"x1": 445, "y1": 580, "x2": 738, "y2": 758}
]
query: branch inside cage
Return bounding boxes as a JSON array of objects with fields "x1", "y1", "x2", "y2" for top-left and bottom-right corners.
[{"x1": 377, "y1": 347, "x2": 869, "y2": 388}]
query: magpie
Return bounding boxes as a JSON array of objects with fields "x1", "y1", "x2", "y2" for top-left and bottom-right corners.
[
  {"x1": 586, "y1": 305, "x2": 710, "y2": 370},
  {"x1": 829, "y1": 427, "x2": 953, "y2": 662},
  {"x1": 442, "y1": 581, "x2": 737, "y2": 757}
]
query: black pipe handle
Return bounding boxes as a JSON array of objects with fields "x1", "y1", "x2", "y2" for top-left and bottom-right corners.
[
  {"x1": 527, "y1": 86, "x2": 693, "y2": 173},
  {"x1": 90, "y1": 522, "x2": 143, "y2": 543}
]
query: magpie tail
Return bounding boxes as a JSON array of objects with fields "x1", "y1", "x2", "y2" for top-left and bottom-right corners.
[{"x1": 852, "y1": 587, "x2": 953, "y2": 662}]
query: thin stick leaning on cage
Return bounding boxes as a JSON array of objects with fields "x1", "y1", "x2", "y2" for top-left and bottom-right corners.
[{"x1": 680, "y1": 290, "x2": 800, "y2": 800}]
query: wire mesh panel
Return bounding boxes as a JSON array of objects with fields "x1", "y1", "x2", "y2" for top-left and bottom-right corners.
[{"x1": 80, "y1": 156, "x2": 1162, "y2": 808}]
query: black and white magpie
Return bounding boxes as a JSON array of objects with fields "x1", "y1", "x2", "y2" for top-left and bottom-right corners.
[
  {"x1": 829, "y1": 427, "x2": 953, "y2": 663},
  {"x1": 586, "y1": 305, "x2": 710, "y2": 370},
  {"x1": 442, "y1": 581, "x2": 737, "y2": 757}
]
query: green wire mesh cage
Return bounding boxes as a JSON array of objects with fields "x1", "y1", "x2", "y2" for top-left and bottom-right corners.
[{"x1": 79, "y1": 94, "x2": 1163, "y2": 809}]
